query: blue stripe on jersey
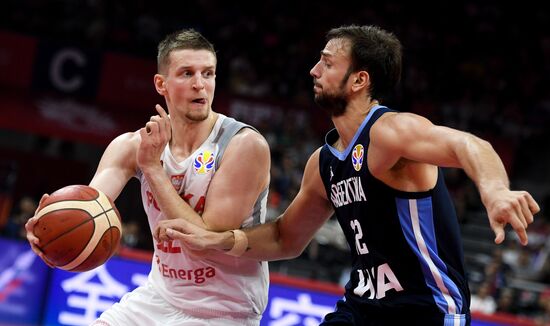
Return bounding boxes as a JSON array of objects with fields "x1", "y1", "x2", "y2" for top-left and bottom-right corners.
[
  {"x1": 326, "y1": 105, "x2": 384, "y2": 160},
  {"x1": 396, "y1": 197, "x2": 465, "y2": 316}
]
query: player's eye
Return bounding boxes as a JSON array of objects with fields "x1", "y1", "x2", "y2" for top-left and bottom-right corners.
[{"x1": 321, "y1": 57, "x2": 331, "y2": 68}]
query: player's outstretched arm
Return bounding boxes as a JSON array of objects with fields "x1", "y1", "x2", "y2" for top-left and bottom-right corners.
[
  {"x1": 370, "y1": 112, "x2": 540, "y2": 245},
  {"x1": 155, "y1": 148, "x2": 335, "y2": 260}
]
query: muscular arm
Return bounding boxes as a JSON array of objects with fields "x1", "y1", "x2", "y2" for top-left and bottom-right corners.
[
  {"x1": 157, "y1": 148, "x2": 335, "y2": 260},
  {"x1": 369, "y1": 112, "x2": 508, "y2": 192},
  {"x1": 89, "y1": 132, "x2": 140, "y2": 201},
  {"x1": 201, "y1": 128, "x2": 271, "y2": 230},
  {"x1": 369, "y1": 112, "x2": 540, "y2": 244}
]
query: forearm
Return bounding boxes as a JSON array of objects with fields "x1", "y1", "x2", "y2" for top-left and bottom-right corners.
[
  {"x1": 214, "y1": 219, "x2": 303, "y2": 261},
  {"x1": 90, "y1": 168, "x2": 131, "y2": 202},
  {"x1": 142, "y1": 165, "x2": 207, "y2": 228},
  {"x1": 458, "y1": 135, "x2": 510, "y2": 202},
  {"x1": 161, "y1": 149, "x2": 331, "y2": 261},
  {"x1": 452, "y1": 134, "x2": 539, "y2": 246}
]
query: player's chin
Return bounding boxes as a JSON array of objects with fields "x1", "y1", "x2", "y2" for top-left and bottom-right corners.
[{"x1": 186, "y1": 110, "x2": 210, "y2": 122}]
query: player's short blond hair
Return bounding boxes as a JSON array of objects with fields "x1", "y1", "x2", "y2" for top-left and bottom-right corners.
[{"x1": 157, "y1": 29, "x2": 216, "y2": 73}]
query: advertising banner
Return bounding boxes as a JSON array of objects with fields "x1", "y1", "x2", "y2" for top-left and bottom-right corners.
[
  {"x1": 43, "y1": 257, "x2": 150, "y2": 326},
  {"x1": 0, "y1": 238, "x2": 536, "y2": 326},
  {"x1": 0, "y1": 239, "x2": 49, "y2": 325},
  {"x1": 261, "y1": 283, "x2": 339, "y2": 325}
]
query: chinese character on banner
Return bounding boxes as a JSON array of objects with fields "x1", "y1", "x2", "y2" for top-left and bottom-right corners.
[
  {"x1": 58, "y1": 266, "x2": 128, "y2": 325},
  {"x1": 43, "y1": 256, "x2": 150, "y2": 326},
  {"x1": 262, "y1": 284, "x2": 339, "y2": 326}
]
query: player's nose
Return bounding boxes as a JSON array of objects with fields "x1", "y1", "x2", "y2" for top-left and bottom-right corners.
[
  {"x1": 192, "y1": 75, "x2": 205, "y2": 90},
  {"x1": 310, "y1": 62, "x2": 321, "y2": 78}
]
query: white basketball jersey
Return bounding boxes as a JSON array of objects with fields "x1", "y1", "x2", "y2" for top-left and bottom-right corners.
[{"x1": 137, "y1": 114, "x2": 270, "y2": 320}]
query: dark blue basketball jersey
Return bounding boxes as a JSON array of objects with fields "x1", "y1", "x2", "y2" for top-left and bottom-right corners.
[{"x1": 319, "y1": 105, "x2": 470, "y2": 325}]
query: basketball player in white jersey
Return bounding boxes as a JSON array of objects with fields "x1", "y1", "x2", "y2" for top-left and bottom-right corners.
[{"x1": 25, "y1": 29, "x2": 272, "y2": 326}]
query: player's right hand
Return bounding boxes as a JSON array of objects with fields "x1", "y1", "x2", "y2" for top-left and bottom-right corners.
[
  {"x1": 25, "y1": 194, "x2": 55, "y2": 268},
  {"x1": 484, "y1": 188, "x2": 540, "y2": 246}
]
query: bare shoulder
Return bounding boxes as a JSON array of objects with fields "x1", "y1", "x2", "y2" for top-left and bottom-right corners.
[
  {"x1": 302, "y1": 147, "x2": 323, "y2": 180},
  {"x1": 103, "y1": 131, "x2": 141, "y2": 165},
  {"x1": 307, "y1": 147, "x2": 323, "y2": 165},
  {"x1": 218, "y1": 127, "x2": 271, "y2": 178},
  {"x1": 302, "y1": 147, "x2": 325, "y2": 195},
  {"x1": 229, "y1": 127, "x2": 270, "y2": 155},
  {"x1": 112, "y1": 130, "x2": 141, "y2": 147},
  {"x1": 374, "y1": 111, "x2": 431, "y2": 132},
  {"x1": 371, "y1": 112, "x2": 433, "y2": 144}
]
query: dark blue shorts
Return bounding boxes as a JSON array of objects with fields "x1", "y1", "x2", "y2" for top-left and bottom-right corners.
[{"x1": 320, "y1": 298, "x2": 470, "y2": 326}]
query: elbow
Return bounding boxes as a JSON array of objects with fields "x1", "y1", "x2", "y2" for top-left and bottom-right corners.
[
  {"x1": 481, "y1": 139, "x2": 496, "y2": 152},
  {"x1": 466, "y1": 133, "x2": 493, "y2": 150},
  {"x1": 274, "y1": 219, "x2": 306, "y2": 259},
  {"x1": 457, "y1": 134, "x2": 494, "y2": 160},
  {"x1": 282, "y1": 245, "x2": 305, "y2": 260},
  {"x1": 471, "y1": 135, "x2": 493, "y2": 150},
  {"x1": 279, "y1": 238, "x2": 308, "y2": 260}
]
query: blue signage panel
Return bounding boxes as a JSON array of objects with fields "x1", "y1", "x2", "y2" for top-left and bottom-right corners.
[
  {"x1": 0, "y1": 238, "x2": 49, "y2": 325},
  {"x1": 261, "y1": 284, "x2": 340, "y2": 325},
  {"x1": 0, "y1": 235, "x2": 524, "y2": 326},
  {"x1": 43, "y1": 256, "x2": 150, "y2": 326},
  {"x1": 42, "y1": 255, "x2": 341, "y2": 326}
]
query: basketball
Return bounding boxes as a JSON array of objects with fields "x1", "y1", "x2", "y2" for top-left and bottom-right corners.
[{"x1": 33, "y1": 185, "x2": 122, "y2": 272}]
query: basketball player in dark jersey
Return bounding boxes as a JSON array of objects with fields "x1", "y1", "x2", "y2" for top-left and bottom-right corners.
[{"x1": 154, "y1": 25, "x2": 540, "y2": 325}]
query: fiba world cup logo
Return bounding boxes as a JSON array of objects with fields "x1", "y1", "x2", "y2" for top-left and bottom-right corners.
[
  {"x1": 194, "y1": 151, "x2": 215, "y2": 174},
  {"x1": 352, "y1": 144, "x2": 364, "y2": 172}
]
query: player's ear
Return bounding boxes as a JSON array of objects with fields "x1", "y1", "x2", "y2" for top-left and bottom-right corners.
[
  {"x1": 154, "y1": 74, "x2": 166, "y2": 95},
  {"x1": 351, "y1": 71, "x2": 369, "y2": 93}
]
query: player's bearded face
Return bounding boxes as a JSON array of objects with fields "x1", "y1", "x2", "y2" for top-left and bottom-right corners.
[{"x1": 314, "y1": 71, "x2": 351, "y2": 117}]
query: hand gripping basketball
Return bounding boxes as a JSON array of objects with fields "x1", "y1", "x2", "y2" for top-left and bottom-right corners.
[{"x1": 29, "y1": 185, "x2": 122, "y2": 272}]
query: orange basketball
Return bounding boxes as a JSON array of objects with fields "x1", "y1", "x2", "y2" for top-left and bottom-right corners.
[{"x1": 33, "y1": 185, "x2": 122, "y2": 272}]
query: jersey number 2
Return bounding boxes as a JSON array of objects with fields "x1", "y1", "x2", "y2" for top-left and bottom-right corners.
[{"x1": 351, "y1": 219, "x2": 369, "y2": 255}]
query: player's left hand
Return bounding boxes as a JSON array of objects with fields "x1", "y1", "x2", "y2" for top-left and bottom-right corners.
[
  {"x1": 137, "y1": 104, "x2": 171, "y2": 170},
  {"x1": 484, "y1": 189, "x2": 540, "y2": 246}
]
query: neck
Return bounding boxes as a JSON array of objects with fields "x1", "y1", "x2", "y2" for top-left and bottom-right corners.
[
  {"x1": 331, "y1": 99, "x2": 379, "y2": 150},
  {"x1": 169, "y1": 111, "x2": 218, "y2": 160}
]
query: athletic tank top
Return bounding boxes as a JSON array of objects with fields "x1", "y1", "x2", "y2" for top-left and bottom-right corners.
[
  {"x1": 319, "y1": 105, "x2": 470, "y2": 321},
  {"x1": 137, "y1": 113, "x2": 270, "y2": 320}
]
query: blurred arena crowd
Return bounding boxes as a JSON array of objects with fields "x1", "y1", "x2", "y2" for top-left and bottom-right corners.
[{"x1": 1, "y1": 0, "x2": 550, "y2": 323}]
